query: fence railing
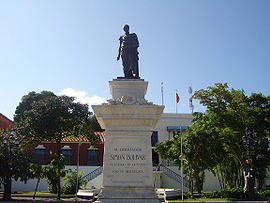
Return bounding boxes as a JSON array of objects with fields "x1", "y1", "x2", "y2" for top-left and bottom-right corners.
[
  {"x1": 157, "y1": 164, "x2": 189, "y2": 188},
  {"x1": 83, "y1": 166, "x2": 103, "y2": 181},
  {"x1": 83, "y1": 164, "x2": 189, "y2": 189}
]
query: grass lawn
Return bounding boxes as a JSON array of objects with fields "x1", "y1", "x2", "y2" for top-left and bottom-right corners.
[
  {"x1": 15, "y1": 192, "x2": 53, "y2": 195},
  {"x1": 1, "y1": 192, "x2": 81, "y2": 201},
  {"x1": 182, "y1": 198, "x2": 237, "y2": 202},
  {"x1": 10, "y1": 191, "x2": 75, "y2": 198},
  {"x1": 168, "y1": 197, "x2": 267, "y2": 202}
]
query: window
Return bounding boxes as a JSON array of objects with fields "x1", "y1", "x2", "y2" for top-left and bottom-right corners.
[
  {"x1": 151, "y1": 131, "x2": 159, "y2": 165},
  {"x1": 35, "y1": 145, "x2": 46, "y2": 164},
  {"x1": 151, "y1": 131, "x2": 158, "y2": 146},
  {"x1": 152, "y1": 149, "x2": 159, "y2": 166},
  {"x1": 87, "y1": 148, "x2": 98, "y2": 166},
  {"x1": 61, "y1": 146, "x2": 72, "y2": 165}
]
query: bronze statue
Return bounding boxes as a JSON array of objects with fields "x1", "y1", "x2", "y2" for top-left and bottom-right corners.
[{"x1": 117, "y1": 24, "x2": 139, "y2": 78}]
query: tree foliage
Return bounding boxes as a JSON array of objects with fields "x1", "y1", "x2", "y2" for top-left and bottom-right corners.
[
  {"x1": 62, "y1": 170, "x2": 87, "y2": 194},
  {"x1": 0, "y1": 129, "x2": 36, "y2": 200},
  {"x1": 156, "y1": 83, "x2": 270, "y2": 193},
  {"x1": 19, "y1": 94, "x2": 90, "y2": 142},
  {"x1": 14, "y1": 91, "x2": 55, "y2": 124},
  {"x1": 42, "y1": 154, "x2": 70, "y2": 194},
  {"x1": 89, "y1": 115, "x2": 103, "y2": 132},
  {"x1": 14, "y1": 91, "x2": 97, "y2": 199},
  {"x1": 193, "y1": 83, "x2": 270, "y2": 189}
]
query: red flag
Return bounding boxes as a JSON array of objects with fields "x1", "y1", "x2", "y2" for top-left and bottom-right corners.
[{"x1": 176, "y1": 93, "x2": 180, "y2": 103}]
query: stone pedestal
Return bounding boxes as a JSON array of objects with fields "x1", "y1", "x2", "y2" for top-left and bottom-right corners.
[{"x1": 92, "y1": 78, "x2": 164, "y2": 203}]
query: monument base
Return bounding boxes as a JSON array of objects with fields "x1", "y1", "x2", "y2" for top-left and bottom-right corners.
[
  {"x1": 100, "y1": 186, "x2": 156, "y2": 199},
  {"x1": 96, "y1": 185, "x2": 160, "y2": 203},
  {"x1": 96, "y1": 198, "x2": 160, "y2": 203},
  {"x1": 92, "y1": 78, "x2": 164, "y2": 203}
]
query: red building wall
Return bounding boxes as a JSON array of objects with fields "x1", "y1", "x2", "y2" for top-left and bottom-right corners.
[
  {"x1": 0, "y1": 113, "x2": 14, "y2": 130},
  {"x1": 0, "y1": 113, "x2": 105, "y2": 166},
  {"x1": 34, "y1": 141, "x2": 104, "y2": 166}
]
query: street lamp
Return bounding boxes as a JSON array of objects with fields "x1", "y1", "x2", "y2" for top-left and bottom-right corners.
[
  {"x1": 75, "y1": 125, "x2": 83, "y2": 201},
  {"x1": 180, "y1": 126, "x2": 184, "y2": 201},
  {"x1": 177, "y1": 126, "x2": 184, "y2": 201},
  {"x1": 1, "y1": 130, "x2": 20, "y2": 200},
  {"x1": 242, "y1": 128, "x2": 256, "y2": 200}
]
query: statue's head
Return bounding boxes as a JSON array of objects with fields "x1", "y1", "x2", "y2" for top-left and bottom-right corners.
[{"x1": 123, "y1": 24, "x2": 130, "y2": 33}]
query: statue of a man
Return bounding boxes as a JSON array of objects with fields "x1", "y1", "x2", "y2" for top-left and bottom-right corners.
[{"x1": 117, "y1": 24, "x2": 139, "y2": 78}]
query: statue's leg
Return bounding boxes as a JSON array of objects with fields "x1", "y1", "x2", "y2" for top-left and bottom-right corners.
[
  {"x1": 125, "y1": 55, "x2": 133, "y2": 78},
  {"x1": 127, "y1": 69, "x2": 133, "y2": 78},
  {"x1": 121, "y1": 54, "x2": 130, "y2": 78},
  {"x1": 134, "y1": 60, "x2": 139, "y2": 78},
  {"x1": 130, "y1": 54, "x2": 139, "y2": 78},
  {"x1": 135, "y1": 52, "x2": 139, "y2": 78}
]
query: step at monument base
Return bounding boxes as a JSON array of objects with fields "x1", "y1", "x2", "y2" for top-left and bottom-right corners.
[{"x1": 96, "y1": 199, "x2": 160, "y2": 203}]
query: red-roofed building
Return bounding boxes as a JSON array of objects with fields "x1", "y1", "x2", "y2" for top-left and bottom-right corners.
[
  {"x1": 0, "y1": 113, "x2": 104, "y2": 166},
  {"x1": 33, "y1": 132, "x2": 105, "y2": 166},
  {"x1": 0, "y1": 113, "x2": 14, "y2": 130}
]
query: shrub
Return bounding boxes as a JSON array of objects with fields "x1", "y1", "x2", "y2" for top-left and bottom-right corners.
[
  {"x1": 257, "y1": 190, "x2": 270, "y2": 200},
  {"x1": 62, "y1": 170, "x2": 87, "y2": 194},
  {"x1": 210, "y1": 188, "x2": 245, "y2": 199},
  {"x1": 42, "y1": 156, "x2": 69, "y2": 194},
  {"x1": 201, "y1": 191, "x2": 213, "y2": 198},
  {"x1": 184, "y1": 192, "x2": 192, "y2": 198}
]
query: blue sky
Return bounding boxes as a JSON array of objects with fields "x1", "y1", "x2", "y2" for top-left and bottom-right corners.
[{"x1": 1, "y1": 0, "x2": 270, "y2": 120}]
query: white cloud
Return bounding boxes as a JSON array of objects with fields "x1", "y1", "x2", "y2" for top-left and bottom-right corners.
[{"x1": 59, "y1": 88, "x2": 106, "y2": 108}]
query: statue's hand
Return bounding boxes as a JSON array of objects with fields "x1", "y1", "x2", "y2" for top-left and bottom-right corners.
[{"x1": 117, "y1": 55, "x2": 120, "y2": 61}]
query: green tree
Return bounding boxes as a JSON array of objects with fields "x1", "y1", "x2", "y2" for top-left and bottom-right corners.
[
  {"x1": 183, "y1": 112, "x2": 226, "y2": 193},
  {"x1": 193, "y1": 83, "x2": 270, "y2": 195},
  {"x1": 89, "y1": 115, "x2": 102, "y2": 132},
  {"x1": 14, "y1": 91, "x2": 55, "y2": 124},
  {"x1": 14, "y1": 91, "x2": 95, "y2": 199},
  {"x1": 0, "y1": 129, "x2": 35, "y2": 200},
  {"x1": 62, "y1": 170, "x2": 87, "y2": 194},
  {"x1": 155, "y1": 113, "x2": 225, "y2": 194},
  {"x1": 42, "y1": 154, "x2": 70, "y2": 193},
  {"x1": 156, "y1": 83, "x2": 270, "y2": 198}
]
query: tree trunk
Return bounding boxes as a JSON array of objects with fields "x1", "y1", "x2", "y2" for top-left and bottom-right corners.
[
  {"x1": 195, "y1": 171, "x2": 205, "y2": 193},
  {"x1": 190, "y1": 178, "x2": 194, "y2": 199},
  {"x1": 216, "y1": 172, "x2": 223, "y2": 189},
  {"x1": 33, "y1": 178, "x2": 40, "y2": 199},
  {"x1": 243, "y1": 165, "x2": 256, "y2": 200},
  {"x1": 188, "y1": 165, "x2": 194, "y2": 199},
  {"x1": 3, "y1": 174, "x2": 12, "y2": 200}
]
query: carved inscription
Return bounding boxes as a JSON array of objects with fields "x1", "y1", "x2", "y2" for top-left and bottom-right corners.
[
  {"x1": 110, "y1": 154, "x2": 145, "y2": 161},
  {"x1": 108, "y1": 147, "x2": 146, "y2": 175}
]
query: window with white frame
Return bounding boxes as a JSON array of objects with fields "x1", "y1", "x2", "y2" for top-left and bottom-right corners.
[
  {"x1": 35, "y1": 145, "x2": 46, "y2": 164},
  {"x1": 61, "y1": 145, "x2": 72, "y2": 165},
  {"x1": 87, "y1": 147, "x2": 98, "y2": 166}
]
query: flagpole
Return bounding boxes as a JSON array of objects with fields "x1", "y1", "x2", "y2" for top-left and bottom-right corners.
[
  {"x1": 180, "y1": 126, "x2": 184, "y2": 201},
  {"x1": 188, "y1": 86, "x2": 194, "y2": 114},
  {"x1": 161, "y1": 82, "x2": 164, "y2": 105},
  {"x1": 176, "y1": 89, "x2": 178, "y2": 113}
]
